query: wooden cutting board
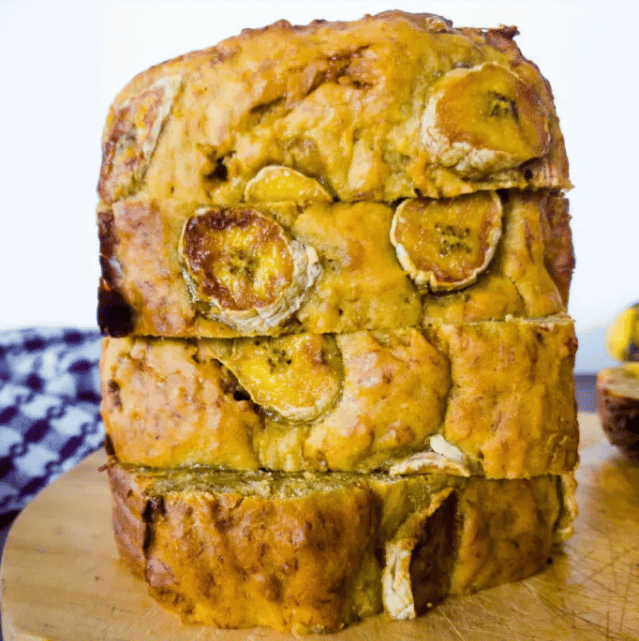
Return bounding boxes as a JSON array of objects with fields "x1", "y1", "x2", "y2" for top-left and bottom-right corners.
[{"x1": 1, "y1": 413, "x2": 638, "y2": 641}]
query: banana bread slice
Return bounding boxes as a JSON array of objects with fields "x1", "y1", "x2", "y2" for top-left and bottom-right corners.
[
  {"x1": 108, "y1": 463, "x2": 576, "y2": 633},
  {"x1": 98, "y1": 190, "x2": 572, "y2": 338},
  {"x1": 96, "y1": 11, "x2": 569, "y2": 210},
  {"x1": 101, "y1": 317, "x2": 578, "y2": 477}
]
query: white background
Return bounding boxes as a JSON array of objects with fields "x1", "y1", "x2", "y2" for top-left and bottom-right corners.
[{"x1": 1, "y1": 0, "x2": 636, "y2": 372}]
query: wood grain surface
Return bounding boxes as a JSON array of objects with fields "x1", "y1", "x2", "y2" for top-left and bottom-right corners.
[{"x1": 1, "y1": 413, "x2": 638, "y2": 641}]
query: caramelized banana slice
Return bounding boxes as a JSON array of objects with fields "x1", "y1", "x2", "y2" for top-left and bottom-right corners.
[
  {"x1": 98, "y1": 75, "x2": 182, "y2": 203},
  {"x1": 179, "y1": 207, "x2": 320, "y2": 332},
  {"x1": 422, "y1": 63, "x2": 550, "y2": 177},
  {"x1": 390, "y1": 192, "x2": 502, "y2": 291},
  {"x1": 220, "y1": 334, "x2": 342, "y2": 422},
  {"x1": 245, "y1": 166, "x2": 333, "y2": 203}
]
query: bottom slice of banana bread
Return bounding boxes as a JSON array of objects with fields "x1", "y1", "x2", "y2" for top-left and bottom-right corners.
[{"x1": 108, "y1": 464, "x2": 576, "y2": 633}]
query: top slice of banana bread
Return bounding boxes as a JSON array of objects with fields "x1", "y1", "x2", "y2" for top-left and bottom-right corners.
[{"x1": 97, "y1": 11, "x2": 569, "y2": 208}]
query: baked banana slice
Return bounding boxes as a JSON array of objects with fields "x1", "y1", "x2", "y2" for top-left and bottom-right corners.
[
  {"x1": 390, "y1": 192, "x2": 502, "y2": 291},
  {"x1": 244, "y1": 165, "x2": 333, "y2": 203},
  {"x1": 422, "y1": 63, "x2": 550, "y2": 177},
  {"x1": 98, "y1": 74, "x2": 182, "y2": 203},
  {"x1": 213, "y1": 333, "x2": 342, "y2": 422},
  {"x1": 179, "y1": 206, "x2": 320, "y2": 333},
  {"x1": 606, "y1": 302, "x2": 639, "y2": 361}
]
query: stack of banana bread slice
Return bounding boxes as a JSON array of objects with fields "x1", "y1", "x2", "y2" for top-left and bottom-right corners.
[{"x1": 97, "y1": 11, "x2": 578, "y2": 634}]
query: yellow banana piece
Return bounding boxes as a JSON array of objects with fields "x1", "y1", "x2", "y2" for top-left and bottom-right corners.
[
  {"x1": 606, "y1": 302, "x2": 639, "y2": 361},
  {"x1": 179, "y1": 206, "x2": 320, "y2": 332},
  {"x1": 421, "y1": 63, "x2": 550, "y2": 178},
  {"x1": 245, "y1": 166, "x2": 333, "y2": 203},
  {"x1": 213, "y1": 334, "x2": 342, "y2": 422},
  {"x1": 390, "y1": 192, "x2": 502, "y2": 292}
]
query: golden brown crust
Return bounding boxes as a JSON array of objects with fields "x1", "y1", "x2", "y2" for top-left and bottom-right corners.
[
  {"x1": 100, "y1": 317, "x2": 578, "y2": 477},
  {"x1": 98, "y1": 191, "x2": 570, "y2": 338},
  {"x1": 596, "y1": 366, "x2": 639, "y2": 460},
  {"x1": 108, "y1": 463, "x2": 574, "y2": 632},
  {"x1": 447, "y1": 475, "x2": 562, "y2": 594},
  {"x1": 98, "y1": 75, "x2": 183, "y2": 203},
  {"x1": 97, "y1": 12, "x2": 569, "y2": 209}
]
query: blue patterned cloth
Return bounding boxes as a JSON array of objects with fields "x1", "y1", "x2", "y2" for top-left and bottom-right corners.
[{"x1": 0, "y1": 328, "x2": 104, "y2": 516}]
